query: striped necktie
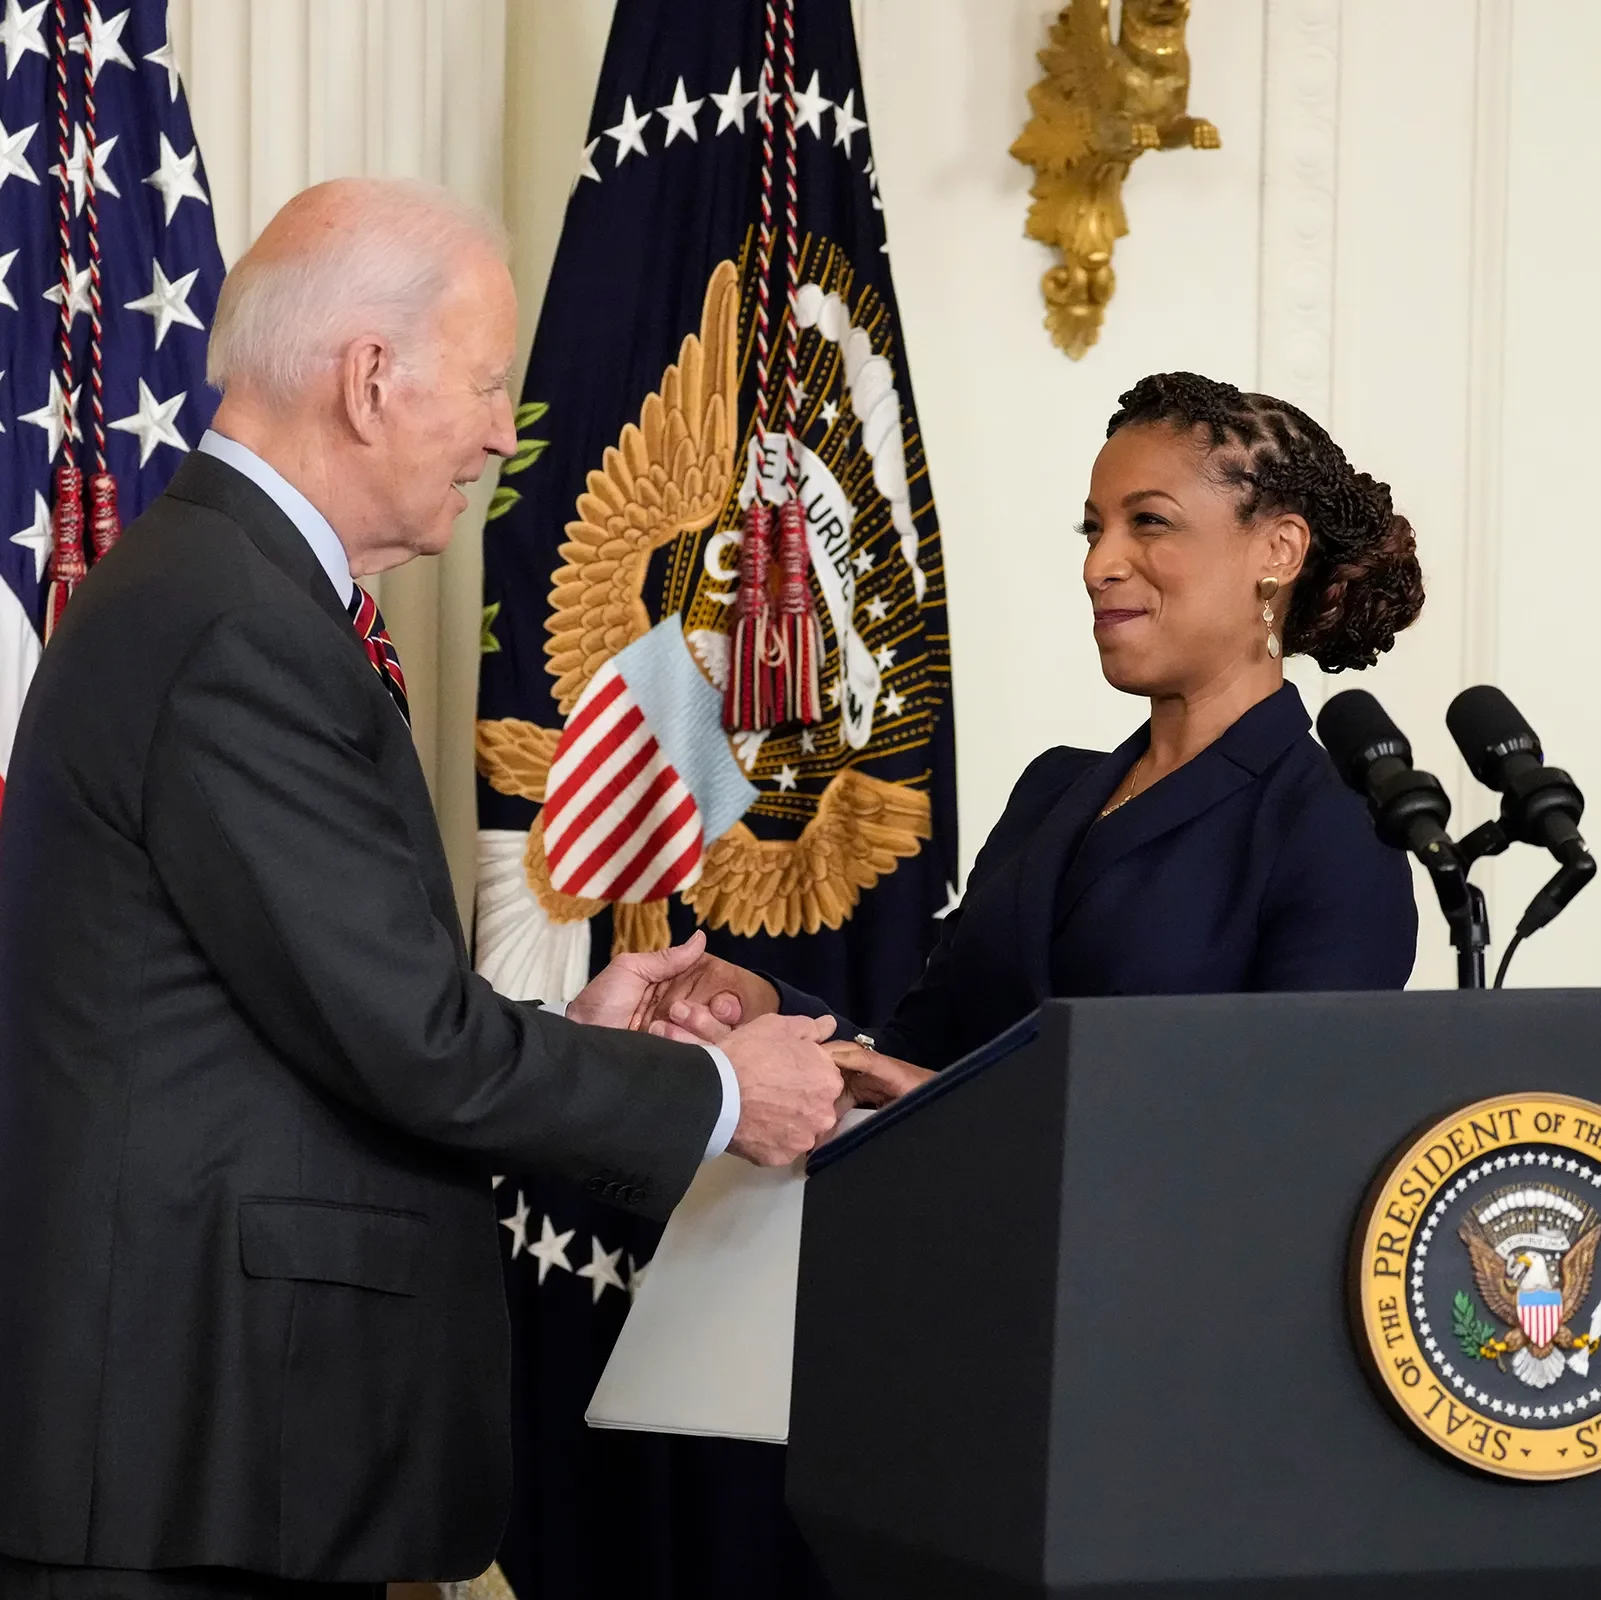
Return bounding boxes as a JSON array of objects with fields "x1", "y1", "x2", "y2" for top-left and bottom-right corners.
[{"x1": 347, "y1": 585, "x2": 410, "y2": 726}]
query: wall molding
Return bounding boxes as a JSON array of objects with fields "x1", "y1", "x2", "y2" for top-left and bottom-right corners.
[
  {"x1": 1255, "y1": 0, "x2": 1339, "y2": 426},
  {"x1": 1460, "y1": 0, "x2": 1512, "y2": 695}
]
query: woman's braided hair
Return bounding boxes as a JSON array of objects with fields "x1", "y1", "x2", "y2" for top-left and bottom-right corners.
[{"x1": 1106, "y1": 372, "x2": 1424, "y2": 672}]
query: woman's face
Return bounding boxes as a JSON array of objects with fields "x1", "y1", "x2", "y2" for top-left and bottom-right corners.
[{"x1": 1080, "y1": 421, "x2": 1303, "y2": 699}]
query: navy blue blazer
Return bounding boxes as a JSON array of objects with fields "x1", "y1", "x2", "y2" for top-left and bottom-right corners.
[{"x1": 778, "y1": 684, "x2": 1417, "y2": 1069}]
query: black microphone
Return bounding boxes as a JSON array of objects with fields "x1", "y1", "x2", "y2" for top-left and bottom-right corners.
[
  {"x1": 1447, "y1": 686, "x2": 1595, "y2": 939},
  {"x1": 1317, "y1": 690, "x2": 1460, "y2": 867},
  {"x1": 1446, "y1": 686, "x2": 1588, "y2": 863}
]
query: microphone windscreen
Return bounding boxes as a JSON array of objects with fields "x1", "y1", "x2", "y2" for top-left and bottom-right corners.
[
  {"x1": 1317, "y1": 689, "x2": 1410, "y2": 790},
  {"x1": 1446, "y1": 685, "x2": 1541, "y2": 785}
]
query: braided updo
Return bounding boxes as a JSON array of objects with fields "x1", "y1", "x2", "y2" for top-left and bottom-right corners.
[{"x1": 1105, "y1": 372, "x2": 1424, "y2": 672}]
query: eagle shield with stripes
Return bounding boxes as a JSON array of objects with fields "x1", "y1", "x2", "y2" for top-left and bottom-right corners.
[{"x1": 542, "y1": 620, "x2": 754, "y2": 904}]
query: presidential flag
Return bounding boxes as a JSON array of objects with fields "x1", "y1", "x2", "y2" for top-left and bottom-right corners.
[
  {"x1": 474, "y1": 0, "x2": 956, "y2": 1593},
  {"x1": 0, "y1": 0, "x2": 221, "y2": 815}
]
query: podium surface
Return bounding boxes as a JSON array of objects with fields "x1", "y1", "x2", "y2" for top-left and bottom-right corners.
[{"x1": 788, "y1": 991, "x2": 1601, "y2": 1599}]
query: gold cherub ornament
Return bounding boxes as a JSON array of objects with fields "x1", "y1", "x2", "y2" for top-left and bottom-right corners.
[{"x1": 1011, "y1": 0, "x2": 1219, "y2": 359}]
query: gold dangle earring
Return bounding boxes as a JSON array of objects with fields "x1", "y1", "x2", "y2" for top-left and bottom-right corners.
[{"x1": 1257, "y1": 576, "x2": 1281, "y2": 659}]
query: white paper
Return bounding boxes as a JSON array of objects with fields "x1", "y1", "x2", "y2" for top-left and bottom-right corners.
[{"x1": 586, "y1": 1111, "x2": 872, "y2": 1444}]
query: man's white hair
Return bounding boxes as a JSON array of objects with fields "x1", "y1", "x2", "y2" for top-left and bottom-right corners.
[{"x1": 206, "y1": 177, "x2": 508, "y2": 399}]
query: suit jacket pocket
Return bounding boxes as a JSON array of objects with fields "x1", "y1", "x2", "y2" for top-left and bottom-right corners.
[{"x1": 239, "y1": 1197, "x2": 427, "y2": 1297}]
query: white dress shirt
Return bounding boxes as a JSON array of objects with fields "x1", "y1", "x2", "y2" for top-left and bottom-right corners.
[{"x1": 198, "y1": 429, "x2": 740, "y2": 1160}]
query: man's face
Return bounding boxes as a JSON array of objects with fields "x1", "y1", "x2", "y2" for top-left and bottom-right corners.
[{"x1": 375, "y1": 244, "x2": 518, "y2": 562}]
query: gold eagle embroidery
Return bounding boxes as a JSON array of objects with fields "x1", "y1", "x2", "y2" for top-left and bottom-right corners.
[{"x1": 476, "y1": 260, "x2": 928, "y2": 953}]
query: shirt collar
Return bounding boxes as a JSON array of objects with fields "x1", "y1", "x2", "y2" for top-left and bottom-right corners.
[{"x1": 197, "y1": 429, "x2": 355, "y2": 607}]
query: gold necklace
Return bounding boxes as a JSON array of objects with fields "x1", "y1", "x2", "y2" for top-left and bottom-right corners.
[{"x1": 1098, "y1": 751, "x2": 1147, "y2": 819}]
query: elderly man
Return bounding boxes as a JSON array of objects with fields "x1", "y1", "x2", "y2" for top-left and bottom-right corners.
[{"x1": 0, "y1": 179, "x2": 842, "y2": 1599}]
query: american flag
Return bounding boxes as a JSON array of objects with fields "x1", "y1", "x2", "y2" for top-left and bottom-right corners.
[{"x1": 0, "y1": 0, "x2": 222, "y2": 816}]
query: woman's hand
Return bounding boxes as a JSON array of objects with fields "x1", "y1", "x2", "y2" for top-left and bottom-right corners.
[
  {"x1": 824, "y1": 1040, "x2": 936, "y2": 1108},
  {"x1": 635, "y1": 951, "x2": 779, "y2": 1043}
]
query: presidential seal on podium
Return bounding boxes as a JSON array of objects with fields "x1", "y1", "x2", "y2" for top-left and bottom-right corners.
[{"x1": 1354, "y1": 1093, "x2": 1601, "y2": 1479}]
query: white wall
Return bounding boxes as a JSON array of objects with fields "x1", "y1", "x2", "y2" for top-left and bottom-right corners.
[{"x1": 178, "y1": 0, "x2": 1601, "y2": 989}]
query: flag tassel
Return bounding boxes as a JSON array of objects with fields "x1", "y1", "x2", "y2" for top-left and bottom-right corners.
[
  {"x1": 44, "y1": 464, "x2": 87, "y2": 643},
  {"x1": 723, "y1": 499, "x2": 776, "y2": 733},
  {"x1": 774, "y1": 497, "x2": 821, "y2": 725},
  {"x1": 88, "y1": 472, "x2": 121, "y2": 559}
]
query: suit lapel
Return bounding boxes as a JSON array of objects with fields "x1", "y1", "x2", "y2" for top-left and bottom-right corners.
[
  {"x1": 1053, "y1": 683, "x2": 1312, "y2": 931},
  {"x1": 161, "y1": 454, "x2": 465, "y2": 944},
  {"x1": 162, "y1": 452, "x2": 355, "y2": 635}
]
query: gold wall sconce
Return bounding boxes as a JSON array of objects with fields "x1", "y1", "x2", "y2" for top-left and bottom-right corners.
[{"x1": 1011, "y1": 0, "x2": 1220, "y2": 360}]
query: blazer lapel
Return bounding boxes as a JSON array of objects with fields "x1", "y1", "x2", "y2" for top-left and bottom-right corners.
[
  {"x1": 949, "y1": 735, "x2": 1144, "y2": 1012},
  {"x1": 1053, "y1": 683, "x2": 1312, "y2": 931}
]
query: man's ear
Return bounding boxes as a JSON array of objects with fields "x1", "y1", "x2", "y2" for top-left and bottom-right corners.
[
  {"x1": 338, "y1": 335, "x2": 394, "y2": 445},
  {"x1": 1264, "y1": 512, "x2": 1311, "y2": 586}
]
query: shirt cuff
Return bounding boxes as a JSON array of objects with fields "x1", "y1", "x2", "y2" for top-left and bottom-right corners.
[
  {"x1": 542, "y1": 999, "x2": 568, "y2": 1018},
  {"x1": 702, "y1": 1044, "x2": 740, "y2": 1160}
]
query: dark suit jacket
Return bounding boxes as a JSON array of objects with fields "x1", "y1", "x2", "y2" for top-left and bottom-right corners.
[
  {"x1": 781, "y1": 684, "x2": 1417, "y2": 1067},
  {"x1": 0, "y1": 454, "x2": 722, "y2": 1583}
]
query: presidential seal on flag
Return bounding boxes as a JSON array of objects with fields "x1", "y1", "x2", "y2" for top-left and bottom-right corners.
[{"x1": 474, "y1": 0, "x2": 955, "y2": 1005}]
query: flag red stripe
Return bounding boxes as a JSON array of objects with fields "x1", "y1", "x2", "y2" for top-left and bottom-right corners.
[
  {"x1": 607, "y1": 791, "x2": 700, "y2": 900},
  {"x1": 544, "y1": 710, "x2": 651, "y2": 870},
  {"x1": 630, "y1": 821, "x2": 705, "y2": 903},
  {"x1": 560, "y1": 766, "x2": 682, "y2": 897}
]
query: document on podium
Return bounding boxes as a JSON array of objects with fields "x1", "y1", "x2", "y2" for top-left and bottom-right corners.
[{"x1": 586, "y1": 1110, "x2": 873, "y2": 1444}]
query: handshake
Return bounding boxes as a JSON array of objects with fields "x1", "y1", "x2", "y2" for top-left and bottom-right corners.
[{"x1": 565, "y1": 931, "x2": 932, "y2": 1168}]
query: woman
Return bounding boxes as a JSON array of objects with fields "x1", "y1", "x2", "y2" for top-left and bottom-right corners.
[{"x1": 641, "y1": 372, "x2": 1424, "y2": 1093}]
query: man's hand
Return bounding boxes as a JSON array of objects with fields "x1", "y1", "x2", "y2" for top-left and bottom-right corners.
[
  {"x1": 721, "y1": 1013, "x2": 844, "y2": 1167},
  {"x1": 565, "y1": 930, "x2": 720, "y2": 1030},
  {"x1": 825, "y1": 1039, "x2": 935, "y2": 1108},
  {"x1": 635, "y1": 948, "x2": 779, "y2": 1038}
]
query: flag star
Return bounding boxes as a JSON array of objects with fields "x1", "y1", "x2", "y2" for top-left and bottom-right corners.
[
  {"x1": 0, "y1": 115, "x2": 39, "y2": 189},
  {"x1": 874, "y1": 644, "x2": 896, "y2": 670},
  {"x1": 711, "y1": 66, "x2": 757, "y2": 134},
  {"x1": 818, "y1": 397, "x2": 839, "y2": 428},
  {"x1": 791, "y1": 70, "x2": 829, "y2": 137},
  {"x1": 67, "y1": 4, "x2": 132, "y2": 74},
  {"x1": 851, "y1": 547, "x2": 873, "y2": 576},
  {"x1": 933, "y1": 880, "x2": 962, "y2": 921},
  {"x1": 1538, "y1": 1152, "x2": 1552, "y2": 1165},
  {"x1": 775, "y1": 764, "x2": 798, "y2": 792},
  {"x1": 825, "y1": 679, "x2": 841, "y2": 709},
  {"x1": 574, "y1": 137, "x2": 601, "y2": 189},
  {"x1": 43, "y1": 256, "x2": 92, "y2": 326},
  {"x1": 490, "y1": 1174, "x2": 504, "y2": 1188},
  {"x1": 143, "y1": 21, "x2": 180, "y2": 100},
  {"x1": 529, "y1": 1214, "x2": 576, "y2": 1285},
  {"x1": 799, "y1": 728, "x2": 817, "y2": 755},
  {"x1": 109, "y1": 378, "x2": 188, "y2": 466},
  {"x1": 627, "y1": 1253, "x2": 650, "y2": 1300},
  {"x1": 19, "y1": 372, "x2": 80, "y2": 459},
  {"x1": 125, "y1": 259, "x2": 203, "y2": 348},
  {"x1": 0, "y1": 246, "x2": 15, "y2": 310},
  {"x1": 577, "y1": 1235, "x2": 626, "y2": 1302},
  {"x1": 9, "y1": 490, "x2": 50, "y2": 580},
  {"x1": 0, "y1": 0, "x2": 46, "y2": 79},
  {"x1": 882, "y1": 687, "x2": 906, "y2": 718},
  {"x1": 833, "y1": 88, "x2": 867, "y2": 155},
  {"x1": 143, "y1": 132, "x2": 207, "y2": 224},
  {"x1": 658, "y1": 76, "x2": 703, "y2": 145},
  {"x1": 54, "y1": 125, "x2": 119, "y2": 213},
  {"x1": 604, "y1": 96, "x2": 651, "y2": 165},
  {"x1": 787, "y1": 377, "x2": 807, "y2": 409},
  {"x1": 863, "y1": 594, "x2": 889, "y2": 623},
  {"x1": 499, "y1": 1189, "x2": 532, "y2": 1258}
]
